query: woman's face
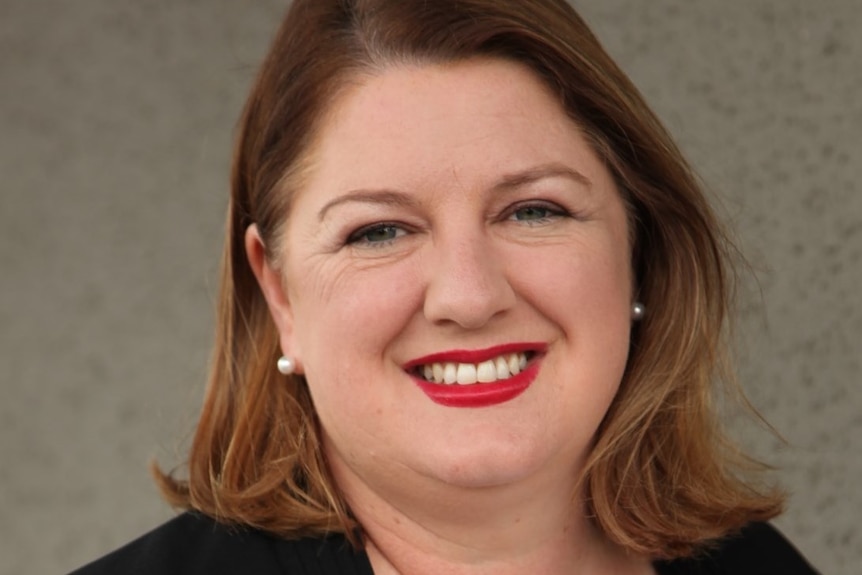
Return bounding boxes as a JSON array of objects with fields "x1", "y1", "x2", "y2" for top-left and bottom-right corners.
[{"x1": 258, "y1": 59, "x2": 633, "y2": 494}]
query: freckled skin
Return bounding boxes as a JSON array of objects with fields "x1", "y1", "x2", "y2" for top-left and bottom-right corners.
[{"x1": 252, "y1": 59, "x2": 636, "y2": 569}]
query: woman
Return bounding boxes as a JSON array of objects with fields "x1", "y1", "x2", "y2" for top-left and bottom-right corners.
[{"x1": 73, "y1": 0, "x2": 818, "y2": 573}]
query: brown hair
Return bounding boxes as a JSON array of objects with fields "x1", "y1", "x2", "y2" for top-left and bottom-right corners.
[{"x1": 156, "y1": 0, "x2": 783, "y2": 559}]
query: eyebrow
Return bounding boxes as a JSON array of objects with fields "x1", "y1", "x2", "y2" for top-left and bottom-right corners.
[
  {"x1": 493, "y1": 162, "x2": 593, "y2": 192},
  {"x1": 317, "y1": 162, "x2": 593, "y2": 221},
  {"x1": 318, "y1": 190, "x2": 419, "y2": 221}
]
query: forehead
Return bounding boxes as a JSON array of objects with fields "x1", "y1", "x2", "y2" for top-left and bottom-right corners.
[
  {"x1": 335, "y1": 58, "x2": 557, "y2": 121},
  {"x1": 297, "y1": 58, "x2": 609, "y2": 201}
]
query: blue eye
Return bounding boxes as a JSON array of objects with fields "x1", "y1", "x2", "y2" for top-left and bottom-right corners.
[
  {"x1": 513, "y1": 206, "x2": 552, "y2": 221},
  {"x1": 347, "y1": 223, "x2": 406, "y2": 246},
  {"x1": 509, "y1": 202, "x2": 567, "y2": 223}
]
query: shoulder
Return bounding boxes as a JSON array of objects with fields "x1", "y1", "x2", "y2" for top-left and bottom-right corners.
[
  {"x1": 656, "y1": 523, "x2": 819, "y2": 575},
  {"x1": 68, "y1": 513, "x2": 280, "y2": 575},
  {"x1": 68, "y1": 512, "x2": 373, "y2": 575}
]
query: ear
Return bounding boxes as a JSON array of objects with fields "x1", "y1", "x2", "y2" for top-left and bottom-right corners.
[{"x1": 245, "y1": 224, "x2": 303, "y2": 373}]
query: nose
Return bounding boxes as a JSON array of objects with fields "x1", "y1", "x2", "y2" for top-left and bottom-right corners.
[{"x1": 422, "y1": 232, "x2": 516, "y2": 329}]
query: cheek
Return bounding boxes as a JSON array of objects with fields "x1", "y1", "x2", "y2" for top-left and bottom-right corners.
[
  {"x1": 510, "y1": 234, "x2": 633, "y2": 406},
  {"x1": 512, "y1": 235, "x2": 631, "y2": 320},
  {"x1": 289, "y1": 255, "x2": 425, "y2": 379}
]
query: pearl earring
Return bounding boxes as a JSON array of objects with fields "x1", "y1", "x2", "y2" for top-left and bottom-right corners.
[
  {"x1": 631, "y1": 302, "x2": 646, "y2": 321},
  {"x1": 277, "y1": 356, "x2": 295, "y2": 375}
]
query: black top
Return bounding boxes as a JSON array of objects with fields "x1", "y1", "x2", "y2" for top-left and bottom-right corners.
[{"x1": 70, "y1": 512, "x2": 818, "y2": 574}]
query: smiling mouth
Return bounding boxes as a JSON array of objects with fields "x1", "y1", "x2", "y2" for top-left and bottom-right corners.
[
  {"x1": 412, "y1": 352, "x2": 534, "y2": 385},
  {"x1": 406, "y1": 345, "x2": 544, "y2": 408}
]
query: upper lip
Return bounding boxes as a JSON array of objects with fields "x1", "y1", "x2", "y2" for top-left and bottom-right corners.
[{"x1": 402, "y1": 342, "x2": 547, "y2": 369}]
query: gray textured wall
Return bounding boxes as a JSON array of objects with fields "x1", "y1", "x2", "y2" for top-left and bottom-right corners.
[{"x1": 1, "y1": 1, "x2": 859, "y2": 574}]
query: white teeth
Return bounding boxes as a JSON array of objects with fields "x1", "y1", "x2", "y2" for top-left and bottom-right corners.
[
  {"x1": 456, "y1": 363, "x2": 478, "y2": 385},
  {"x1": 432, "y1": 363, "x2": 444, "y2": 383},
  {"x1": 443, "y1": 363, "x2": 457, "y2": 384},
  {"x1": 419, "y1": 353, "x2": 530, "y2": 385},
  {"x1": 476, "y1": 360, "x2": 496, "y2": 383},
  {"x1": 495, "y1": 356, "x2": 510, "y2": 379},
  {"x1": 507, "y1": 353, "x2": 521, "y2": 376}
]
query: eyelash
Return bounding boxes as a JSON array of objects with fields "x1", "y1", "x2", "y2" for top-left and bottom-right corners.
[
  {"x1": 345, "y1": 222, "x2": 409, "y2": 247},
  {"x1": 344, "y1": 201, "x2": 573, "y2": 248},
  {"x1": 503, "y1": 200, "x2": 571, "y2": 224}
]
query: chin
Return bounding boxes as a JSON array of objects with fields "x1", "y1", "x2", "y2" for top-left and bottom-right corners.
[{"x1": 421, "y1": 437, "x2": 570, "y2": 489}]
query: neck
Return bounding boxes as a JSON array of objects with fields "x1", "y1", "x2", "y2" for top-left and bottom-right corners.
[{"x1": 327, "y1": 447, "x2": 651, "y2": 575}]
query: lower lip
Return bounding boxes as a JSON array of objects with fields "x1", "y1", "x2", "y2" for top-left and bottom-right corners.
[{"x1": 411, "y1": 360, "x2": 540, "y2": 408}]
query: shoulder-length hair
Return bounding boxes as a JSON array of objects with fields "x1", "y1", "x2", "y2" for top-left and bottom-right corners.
[{"x1": 156, "y1": 0, "x2": 782, "y2": 559}]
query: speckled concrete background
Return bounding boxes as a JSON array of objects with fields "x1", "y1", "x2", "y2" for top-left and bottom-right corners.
[{"x1": 1, "y1": 1, "x2": 859, "y2": 574}]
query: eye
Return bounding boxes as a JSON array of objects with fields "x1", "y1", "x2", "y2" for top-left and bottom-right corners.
[
  {"x1": 507, "y1": 201, "x2": 569, "y2": 223},
  {"x1": 346, "y1": 223, "x2": 407, "y2": 246}
]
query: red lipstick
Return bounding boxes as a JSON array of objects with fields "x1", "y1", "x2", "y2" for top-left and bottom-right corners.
[
  {"x1": 403, "y1": 343, "x2": 545, "y2": 369},
  {"x1": 404, "y1": 343, "x2": 545, "y2": 408}
]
